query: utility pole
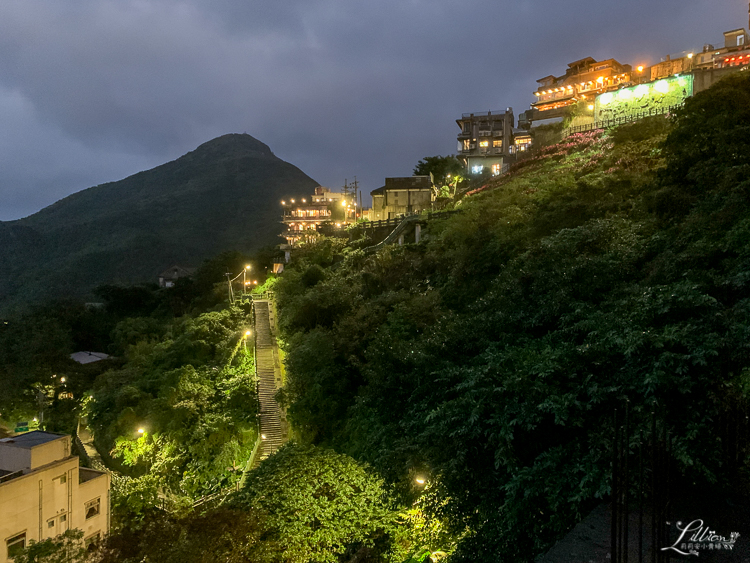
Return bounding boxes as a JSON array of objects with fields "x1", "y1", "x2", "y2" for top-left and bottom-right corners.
[
  {"x1": 351, "y1": 177, "x2": 359, "y2": 215},
  {"x1": 226, "y1": 273, "x2": 234, "y2": 304}
]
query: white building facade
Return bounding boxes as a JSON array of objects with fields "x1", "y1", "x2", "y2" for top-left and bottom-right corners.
[{"x1": 0, "y1": 432, "x2": 110, "y2": 562}]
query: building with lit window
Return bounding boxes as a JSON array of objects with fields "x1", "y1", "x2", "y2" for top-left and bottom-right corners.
[
  {"x1": 370, "y1": 176, "x2": 433, "y2": 221},
  {"x1": 531, "y1": 57, "x2": 633, "y2": 119},
  {"x1": 281, "y1": 186, "x2": 356, "y2": 245},
  {"x1": 0, "y1": 432, "x2": 110, "y2": 562},
  {"x1": 456, "y1": 108, "x2": 516, "y2": 176}
]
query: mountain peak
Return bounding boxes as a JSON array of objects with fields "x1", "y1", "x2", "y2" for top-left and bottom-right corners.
[{"x1": 190, "y1": 133, "x2": 273, "y2": 160}]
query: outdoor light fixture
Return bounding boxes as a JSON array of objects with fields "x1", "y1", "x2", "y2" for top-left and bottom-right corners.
[
  {"x1": 245, "y1": 331, "x2": 251, "y2": 337},
  {"x1": 138, "y1": 428, "x2": 145, "y2": 434},
  {"x1": 415, "y1": 477, "x2": 426, "y2": 485},
  {"x1": 637, "y1": 66, "x2": 644, "y2": 72}
]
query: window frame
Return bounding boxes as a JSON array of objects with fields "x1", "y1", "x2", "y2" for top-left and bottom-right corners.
[
  {"x1": 85, "y1": 497, "x2": 101, "y2": 520},
  {"x1": 6, "y1": 532, "x2": 26, "y2": 558}
]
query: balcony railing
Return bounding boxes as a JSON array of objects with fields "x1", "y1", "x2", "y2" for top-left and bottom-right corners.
[{"x1": 461, "y1": 110, "x2": 507, "y2": 118}]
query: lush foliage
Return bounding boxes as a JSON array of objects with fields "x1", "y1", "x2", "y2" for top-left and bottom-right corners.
[
  {"x1": 235, "y1": 443, "x2": 401, "y2": 563},
  {"x1": 97, "y1": 507, "x2": 267, "y2": 563},
  {"x1": 10, "y1": 529, "x2": 87, "y2": 563},
  {"x1": 89, "y1": 306, "x2": 258, "y2": 500},
  {"x1": 274, "y1": 73, "x2": 750, "y2": 561}
]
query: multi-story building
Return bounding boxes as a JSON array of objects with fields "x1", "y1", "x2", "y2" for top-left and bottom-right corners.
[
  {"x1": 281, "y1": 186, "x2": 355, "y2": 245},
  {"x1": 531, "y1": 57, "x2": 633, "y2": 118},
  {"x1": 0, "y1": 432, "x2": 110, "y2": 562},
  {"x1": 370, "y1": 176, "x2": 433, "y2": 221},
  {"x1": 456, "y1": 108, "x2": 515, "y2": 176}
]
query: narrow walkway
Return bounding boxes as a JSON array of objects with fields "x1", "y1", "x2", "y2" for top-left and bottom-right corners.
[
  {"x1": 253, "y1": 300, "x2": 287, "y2": 466},
  {"x1": 75, "y1": 417, "x2": 107, "y2": 471}
]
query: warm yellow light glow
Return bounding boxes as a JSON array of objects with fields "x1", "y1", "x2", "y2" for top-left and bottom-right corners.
[
  {"x1": 588, "y1": 104, "x2": 594, "y2": 110},
  {"x1": 341, "y1": 200, "x2": 347, "y2": 206},
  {"x1": 60, "y1": 377, "x2": 66, "y2": 383},
  {"x1": 637, "y1": 65, "x2": 644, "y2": 72},
  {"x1": 245, "y1": 265, "x2": 251, "y2": 270},
  {"x1": 261, "y1": 434, "x2": 267, "y2": 440},
  {"x1": 654, "y1": 79, "x2": 670, "y2": 94},
  {"x1": 687, "y1": 53, "x2": 693, "y2": 59},
  {"x1": 597, "y1": 76, "x2": 604, "y2": 83},
  {"x1": 245, "y1": 331, "x2": 251, "y2": 337},
  {"x1": 415, "y1": 477, "x2": 426, "y2": 485},
  {"x1": 291, "y1": 199, "x2": 295, "y2": 203},
  {"x1": 138, "y1": 428, "x2": 145, "y2": 434},
  {"x1": 281, "y1": 200, "x2": 286, "y2": 205},
  {"x1": 534, "y1": 92, "x2": 540, "y2": 96}
]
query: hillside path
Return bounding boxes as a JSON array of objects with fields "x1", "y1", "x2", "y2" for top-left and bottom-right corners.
[{"x1": 252, "y1": 299, "x2": 288, "y2": 467}]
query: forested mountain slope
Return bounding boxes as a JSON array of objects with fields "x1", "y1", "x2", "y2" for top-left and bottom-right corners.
[
  {"x1": 274, "y1": 72, "x2": 750, "y2": 561},
  {"x1": 0, "y1": 134, "x2": 318, "y2": 313}
]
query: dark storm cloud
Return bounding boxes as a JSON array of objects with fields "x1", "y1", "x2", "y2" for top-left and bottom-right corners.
[{"x1": 0, "y1": 0, "x2": 744, "y2": 220}]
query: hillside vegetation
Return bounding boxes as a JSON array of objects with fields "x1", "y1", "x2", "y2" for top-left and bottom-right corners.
[
  {"x1": 273, "y1": 72, "x2": 750, "y2": 560},
  {"x1": 0, "y1": 134, "x2": 318, "y2": 313}
]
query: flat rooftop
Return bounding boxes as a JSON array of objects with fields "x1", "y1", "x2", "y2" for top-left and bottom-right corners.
[{"x1": 0, "y1": 431, "x2": 66, "y2": 449}]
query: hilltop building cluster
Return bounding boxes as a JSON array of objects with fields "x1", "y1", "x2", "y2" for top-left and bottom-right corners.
[
  {"x1": 459, "y1": 7, "x2": 750, "y2": 177},
  {"x1": 275, "y1": 4, "x2": 749, "y2": 252}
]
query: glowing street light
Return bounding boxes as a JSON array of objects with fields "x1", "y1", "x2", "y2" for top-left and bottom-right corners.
[
  {"x1": 415, "y1": 476, "x2": 426, "y2": 485},
  {"x1": 138, "y1": 428, "x2": 145, "y2": 434}
]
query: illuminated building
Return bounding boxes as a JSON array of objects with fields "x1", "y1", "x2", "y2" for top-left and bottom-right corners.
[
  {"x1": 531, "y1": 58, "x2": 633, "y2": 118},
  {"x1": 281, "y1": 186, "x2": 355, "y2": 246},
  {"x1": 455, "y1": 108, "x2": 516, "y2": 176}
]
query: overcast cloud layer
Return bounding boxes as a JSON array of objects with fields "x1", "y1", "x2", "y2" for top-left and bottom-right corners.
[{"x1": 0, "y1": 0, "x2": 745, "y2": 220}]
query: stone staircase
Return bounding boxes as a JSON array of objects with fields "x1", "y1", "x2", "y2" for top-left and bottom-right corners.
[{"x1": 253, "y1": 300, "x2": 287, "y2": 466}]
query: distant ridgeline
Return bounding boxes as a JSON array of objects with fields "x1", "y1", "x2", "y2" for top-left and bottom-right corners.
[{"x1": 0, "y1": 134, "x2": 319, "y2": 313}]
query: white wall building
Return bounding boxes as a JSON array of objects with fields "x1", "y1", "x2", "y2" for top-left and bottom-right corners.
[{"x1": 0, "y1": 431, "x2": 110, "y2": 562}]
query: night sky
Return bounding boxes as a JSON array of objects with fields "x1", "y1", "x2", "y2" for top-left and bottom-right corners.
[{"x1": 0, "y1": 0, "x2": 745, "y2": 221}]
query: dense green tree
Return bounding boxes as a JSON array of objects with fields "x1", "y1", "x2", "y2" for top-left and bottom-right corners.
[
  {"x1": 235, "y1": 443, "x2": 400, "y2": 563},
  {"x1": 10, "y1": 529, "x2": 87, "y2": 563},
  {"x1": 413, "y1": 155, "x2": 464, "y2": 187}
]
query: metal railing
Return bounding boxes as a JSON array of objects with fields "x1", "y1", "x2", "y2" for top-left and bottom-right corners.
[{"x1": 562, "y1": 105, "x2": 682, "y2": 138}]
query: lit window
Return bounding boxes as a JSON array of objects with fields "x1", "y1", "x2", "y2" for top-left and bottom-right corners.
[
  {"x1": 462, "y1": 139, "x2": 471, "y2": 150},
  {"x1": 7, "y1": 533, "x2": 25, "y2": 558},
  {"x1": 479, "y1": 140, "x2": 489, "y2": 147},
  {"x1": 493, "y1": 140, "x2": 503, "y2": 148},
  {"x1": 491, "y1": 164, "x2": 501, "y2": 176},
  {"x1": 471, "y1": 165, "x2": 484, "y2": 174},
  {"x1": 85, "y1": 498, "x2": 100, "y2": 520}
]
